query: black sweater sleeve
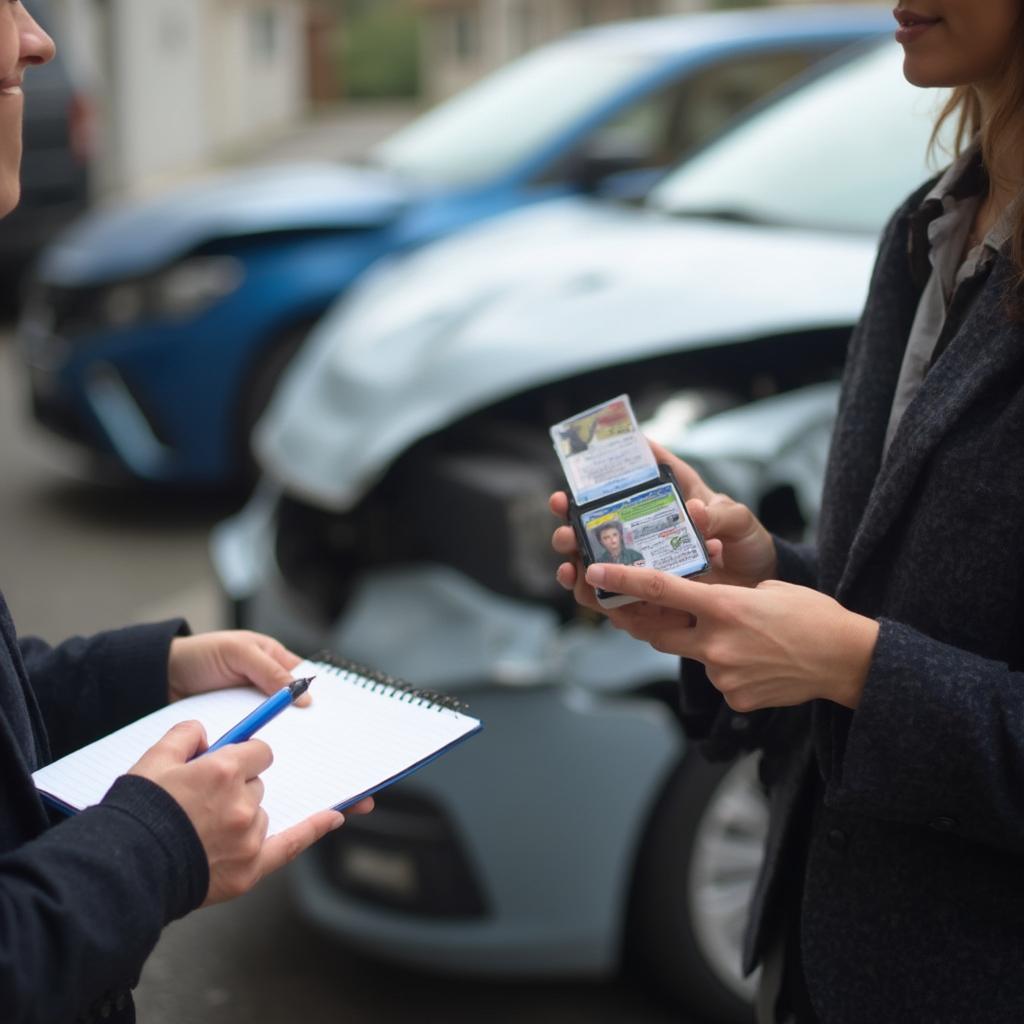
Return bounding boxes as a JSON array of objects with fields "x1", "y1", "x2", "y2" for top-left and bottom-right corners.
[
  {"x1": 0, "y1": 775, "x2": 209, "y2": 1024},
  {"x1": 18, "y1": 619, "x2": 189, "y2": 760}
]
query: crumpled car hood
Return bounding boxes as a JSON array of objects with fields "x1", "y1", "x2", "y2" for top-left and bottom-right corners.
[
  {"x1": 255, "y1": 196, "x2": 877, "y2": 511},
  {"x1": 38, "y1": 162, "x2": 411, "y2": 285}
]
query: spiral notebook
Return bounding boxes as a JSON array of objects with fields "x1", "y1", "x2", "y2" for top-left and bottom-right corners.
[{"x1": 31, "y1": 654, "x2": 482, "y2": 836}]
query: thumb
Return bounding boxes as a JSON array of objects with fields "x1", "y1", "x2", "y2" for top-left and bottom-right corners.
[
  {"x1": 257, "y1": 810, "x2": 345, "y2": 878},
  {"x1": 132, "y1": 720, "x2": 209, "y2": 774},
  {"x1": 234, "y1": 643, "x2": 297, "y2": 697},
  {"x1": 140, "y1": 720, "x2": 208, "y2": 769},
  {"x1": 236, "y1": 644, "x2": 314, "y2": 708},
  {"x1": 685, "y1": 498, "x2": 710, "y2": 534}
]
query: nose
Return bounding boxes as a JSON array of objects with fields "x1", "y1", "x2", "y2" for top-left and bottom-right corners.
[{"x1": 19, "y1": 7, "x2": 56, "y2": 68}]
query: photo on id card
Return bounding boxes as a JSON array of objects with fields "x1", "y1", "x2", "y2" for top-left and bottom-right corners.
[{"x1": 578, "y1": 474, "x2": 709, "y2": 608}]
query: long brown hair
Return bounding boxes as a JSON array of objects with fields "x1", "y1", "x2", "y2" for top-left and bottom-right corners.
[{"x1": 931, "y1": 43, "x2": 1024, "y2": 301}]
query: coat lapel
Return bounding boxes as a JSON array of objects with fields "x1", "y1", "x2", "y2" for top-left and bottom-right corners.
[
  {"x1": 835, "y1": 258, "x2": 1024, "y2": 602},
  {"x1": 816, "y1": 208, "x2": 924, "y2": 596}
]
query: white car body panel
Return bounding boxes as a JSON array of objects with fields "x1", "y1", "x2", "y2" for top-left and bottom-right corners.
[{"x1": 254, "y1": 199, "x2": 876, "y2": 511}]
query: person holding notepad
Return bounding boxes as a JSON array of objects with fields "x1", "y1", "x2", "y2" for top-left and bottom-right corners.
[{"x1": 0, "y1": 8, "x2": 371, "y2": 1024}]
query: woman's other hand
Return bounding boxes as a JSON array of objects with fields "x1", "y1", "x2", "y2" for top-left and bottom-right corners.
[
  {"x1": 646, "y1": 441, "x2": 777, "y2": 589},
  {"x1": 587, "y1": 562, "x2": 878, "y2": 711}
]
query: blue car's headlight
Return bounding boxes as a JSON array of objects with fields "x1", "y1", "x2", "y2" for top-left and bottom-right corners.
[{"x1": 100, "y1": 255, "x2": 246, "y2": 330}]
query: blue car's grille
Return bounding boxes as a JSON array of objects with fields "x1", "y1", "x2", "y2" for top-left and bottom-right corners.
[{"x1": 39, "y1": 283, "x2": 107, "y2": 338}]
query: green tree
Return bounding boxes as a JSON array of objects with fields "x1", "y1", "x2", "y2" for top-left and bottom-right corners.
[{"x1": 342, "y1": 0, "x2": 420, "y2": 99}]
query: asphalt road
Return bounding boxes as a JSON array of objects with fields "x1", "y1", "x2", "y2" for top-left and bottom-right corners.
[{"x1": 0, "y1": 336, "x2": 693, "y2": 1023}]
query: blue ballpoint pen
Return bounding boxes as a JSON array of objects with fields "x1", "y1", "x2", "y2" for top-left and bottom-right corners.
[{"x1": 203, "y1": 676, "x2": 315, "y2": 755}]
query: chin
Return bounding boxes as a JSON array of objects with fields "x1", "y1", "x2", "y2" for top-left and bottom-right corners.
[
  {"x1": 901, "y1": 52, "x2": 980, "y2": 89},
  {"x1": 0, "y1": 165, "x2": 19, "y2": 218}
]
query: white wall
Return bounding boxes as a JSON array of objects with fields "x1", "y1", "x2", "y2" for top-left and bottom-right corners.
[
  {"x1": 115, "y1": 0, "x2": 209, "y2": 192},
  {"x1": 48, "y1": 0, "x2": 309, "y2": 197},
  {"x1": 203, "y1": 0, "x2": 307, "y2": 156}
]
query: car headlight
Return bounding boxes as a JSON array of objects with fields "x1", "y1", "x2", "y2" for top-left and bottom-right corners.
[{"x1": 100, "y1": 255, "x2": 245, "y2": 330}]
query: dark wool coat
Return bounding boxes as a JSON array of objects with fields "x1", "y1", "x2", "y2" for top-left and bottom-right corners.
[
  {"x1": 0, "y1": 596, "x2": 208, "y2": 1024},
  {"x1": 681, "y1": 177, "x2": 1024, "y2": 1023}
]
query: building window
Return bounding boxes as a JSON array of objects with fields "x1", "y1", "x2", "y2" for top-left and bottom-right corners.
[
  {"x1": 251, "y1": 8, "x2": 280, "y2": 60},
  {"x1": 453, "y1": 10, "x2": 480, "y2": 62}
]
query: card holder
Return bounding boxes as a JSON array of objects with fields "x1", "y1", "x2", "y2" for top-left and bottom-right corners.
[{"x1": 567, "y1": 463, "x2": 710, "y2": 609}]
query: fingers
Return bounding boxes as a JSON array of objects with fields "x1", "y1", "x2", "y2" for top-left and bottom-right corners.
[
  {"x1": 251, "y1": 633, "x2": 303, "y2": 672},
  {"x1": 347, "y1": 796, "x2": 375, "y2": 815},
  {"x1": 216, "y1": 738, "x2": 274, "y2": 780},
  {"x1": 153, "y1": 720, "x2": 208, "y2": 764},
  {"x1": 685, "y1": 498, "x2": 710, "y2": 534},
  {"x1": 548, "y1": 491, "x2": 570, "y2": 522},
  {"x1": 552, "y1": 524, "x2": 577, "y2": 557},
  {"x1": 258, "y1": 810, "x2": 346, "y2": 877},
  {"x1": 231, "y1": 641, "x2": 296, "y2": 697},
  {"x1": 586, "y1": 563, "x2": 716, "y2": 614},
  {"x1": 647, "y1": 440, "x2": 712, "y2": 502},
  {"x1": 703, "y1": 494, "x2": 758, "y2": 543},
  {"x1": 555, "y1": 560, "x2": 577, "y2": 591}
]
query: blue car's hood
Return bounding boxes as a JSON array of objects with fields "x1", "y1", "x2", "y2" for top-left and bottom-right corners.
[{"x1": 38, "y1": 162, "x2": 413, "y2": 285}]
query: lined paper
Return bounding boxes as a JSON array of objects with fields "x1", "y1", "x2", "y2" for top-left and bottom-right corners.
[{"x1": 31, "y1": 659, "x2": 481, "y2": 836}]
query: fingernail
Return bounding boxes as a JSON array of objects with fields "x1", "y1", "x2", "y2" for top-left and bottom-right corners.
[
  {"x1": 586, "y1": 564, "x2": 607, "y2": 586},
  {"x1": 331, "y1": 814, "x2": 345, "y2": 830}
]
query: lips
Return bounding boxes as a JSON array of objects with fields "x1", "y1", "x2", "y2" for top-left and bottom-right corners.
[
  {"x1": 0, "y1": 75, "x2": 22, "y2": 96},
  {"x1": 893, "y1": 8, "x2": 941, "y2": 28}
]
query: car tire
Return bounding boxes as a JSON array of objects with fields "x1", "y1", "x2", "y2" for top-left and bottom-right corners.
[
  {"x1": 626, "y1": 750, "x2": 768, "y2": 1024},
  {"x1": 236, "y1": 320, "x2": 317, "y2": 484}
]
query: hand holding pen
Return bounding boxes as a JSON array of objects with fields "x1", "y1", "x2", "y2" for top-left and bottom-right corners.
[
  {"x1": 203, "y1": 675, "x2": 315, "y2": 755},
  {"x1": 128, "y1": 673, "x2": 373, "y2": 906}
]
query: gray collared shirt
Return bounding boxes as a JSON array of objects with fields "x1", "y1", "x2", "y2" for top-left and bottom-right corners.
[{"x1": 883, "y1": 145, "x2": 1018, "y2": 457}]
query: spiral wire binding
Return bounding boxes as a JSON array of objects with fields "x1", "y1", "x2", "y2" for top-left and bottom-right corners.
[{"x1": 311, "y1": 651, "x2": 468, "y2": 714}]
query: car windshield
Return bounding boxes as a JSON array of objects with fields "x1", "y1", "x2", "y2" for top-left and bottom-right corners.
[
  {"x1": 372, "y1": 42, "x2": 656, "y2": 186},
  {"x1": 649, "y1": 43, "x2": 952, "y2": 234}
]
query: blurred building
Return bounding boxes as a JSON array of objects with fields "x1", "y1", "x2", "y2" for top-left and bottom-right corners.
[
  {"x1": 45, "y1": 0, "x2": 310, "y2": 197},
  {"x1": 414, "y1": 0, "x2": 708, "y2": 100}
]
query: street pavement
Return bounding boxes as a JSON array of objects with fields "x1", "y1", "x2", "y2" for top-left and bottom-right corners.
[{"x1": 0, "y1": 327, "x2": 694, "y2": 1022}]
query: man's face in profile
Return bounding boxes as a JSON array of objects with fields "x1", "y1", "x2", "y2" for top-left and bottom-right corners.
[{"x1": 0, "y1": 3, "x2": 54, "y2": 217}]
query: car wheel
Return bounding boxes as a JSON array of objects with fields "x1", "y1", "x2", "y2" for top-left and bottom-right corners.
[
  {"x1": 236, "y1": 320, "x2": 317, "y2": 483},
  {"x1": 626, "y1": 750, "x2": 768, "y2": 1023}
]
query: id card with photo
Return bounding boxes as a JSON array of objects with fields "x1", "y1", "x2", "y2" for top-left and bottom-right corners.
[
  {"x1": 580, "y1": 481, "x2": 709, "y2": 580},
  {"x1": 550, "y1": 395, "x2": 659, "y2": 506}
]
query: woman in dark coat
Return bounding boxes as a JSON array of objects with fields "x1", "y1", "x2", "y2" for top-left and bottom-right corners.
[{"x1": 554, "y1": 3, "x2": 1024, "y2": 1021}]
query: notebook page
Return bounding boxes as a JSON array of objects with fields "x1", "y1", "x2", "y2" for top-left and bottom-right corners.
[
  {"x1": 254, "y1": 660, "x2": 479, "y2": 833},
  {"x1": 31, "y1": 688, "x2": 266, "y2": 813},
  {"x1": 32, "y1": 659, "x2": 481, "y2": 835}
]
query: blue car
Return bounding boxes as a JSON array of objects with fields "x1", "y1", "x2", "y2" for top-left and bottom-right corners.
[{"x1": 17, "y1": 5, "x2": 889, "y2": 486}]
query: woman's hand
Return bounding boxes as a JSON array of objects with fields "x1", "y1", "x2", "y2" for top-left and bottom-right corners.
[
  {"x1": 168, "y1": 630, "x2": 311, "y2": 705},
  {"x1": 587, "y1": 561, "x2": 879, "y2": 711},
  {"x1": 549, "y1": 441, "x2": 778, "y2": 610},
  {"x1": 645, "y1": 441, "x2": 777, "y2": 588}
]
